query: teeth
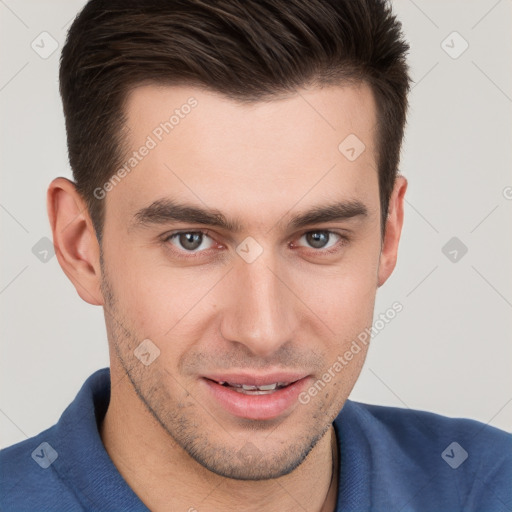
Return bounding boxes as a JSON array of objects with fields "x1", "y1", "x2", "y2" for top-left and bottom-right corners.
[
  {"x1": 216, "y1": 381, "x2": 290, "y2": 392},
  {"x1": 242, "y1": 383, "x2": 278, "y2": 391},
  {"x1": 253, "y1": 383, "x2": 277, "y2": 391}
]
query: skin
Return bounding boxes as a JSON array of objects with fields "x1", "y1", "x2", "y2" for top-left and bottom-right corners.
[{"x1": 47, "y1": 82, "x2": 406, "y2": 512}]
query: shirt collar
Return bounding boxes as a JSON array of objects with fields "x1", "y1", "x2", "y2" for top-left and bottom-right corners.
[
  {"x1": 333, "y1": 400, "x2": 372, "y2": 510},
  {"x1": 52, "y1": 368, "x2": 148, "y2": 511}
]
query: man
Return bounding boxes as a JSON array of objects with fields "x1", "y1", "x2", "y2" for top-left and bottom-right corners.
[{"x1": 1, "y1": 0, "x2": 510, "y2": 510}]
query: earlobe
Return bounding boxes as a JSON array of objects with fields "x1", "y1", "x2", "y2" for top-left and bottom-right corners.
[
  {"x1": 47, "y1": 177, "x2": 104, "y2": 306},
  {"x1": 377, "y1": 175, "x2": 407, "y2": 287}
]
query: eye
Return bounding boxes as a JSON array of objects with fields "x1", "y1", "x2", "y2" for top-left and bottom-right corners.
[
  {"x1": 296, "y1": 230, "x2": 344, "y2": 251},
  {"x1": 164, "y1": 231, "x2": 216, "y2": 253}
]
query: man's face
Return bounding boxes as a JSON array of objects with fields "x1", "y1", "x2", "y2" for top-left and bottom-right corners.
[{"x1": 100, "y1": 83, "x2": 383, "y2": 479}]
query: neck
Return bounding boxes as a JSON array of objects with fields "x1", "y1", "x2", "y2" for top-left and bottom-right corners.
[{"x1": 100, "y1": 370, "x2": 339, "y2": 512}]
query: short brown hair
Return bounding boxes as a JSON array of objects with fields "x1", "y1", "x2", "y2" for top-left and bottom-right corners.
[{"x1": 60, "y1": 0, "x2": 411, "y2": 243}]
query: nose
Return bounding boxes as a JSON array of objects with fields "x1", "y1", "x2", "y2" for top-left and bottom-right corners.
[{"x1": 219, "y1": 254, "x2": 297, "y2": 358}]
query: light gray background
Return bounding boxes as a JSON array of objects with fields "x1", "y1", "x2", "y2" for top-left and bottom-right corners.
[{"x1": 1, "y1": 0, "x2": 511, "y2": 448}]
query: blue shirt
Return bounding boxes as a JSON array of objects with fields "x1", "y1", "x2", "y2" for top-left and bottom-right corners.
[{"x1": 1, "y1": 368, "x2": 510, "y2": 511}]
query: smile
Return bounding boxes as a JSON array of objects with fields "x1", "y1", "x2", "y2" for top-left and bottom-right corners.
[
  {"x1": 216, "y1": 381, "x2": 291, "y2": 394},
  {"x1": 202, "y1": 374, "x2": 310, "y2": 420}
]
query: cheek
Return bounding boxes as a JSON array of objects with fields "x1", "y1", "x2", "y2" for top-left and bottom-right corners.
[
  {"x1": 293, "y1": 271, "x2": 377, "y2": 364},
  {"x1": 294, "y1": 262, "x2": 377, "y2": 412},
  {"x1": 110, "y1": 249, "x2": 224, "y2": 342},
  {"x1": 292, "y1": 243, "x2": 379, "y2": 327}
]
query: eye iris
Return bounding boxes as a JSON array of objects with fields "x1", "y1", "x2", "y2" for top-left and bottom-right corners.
[
  {"x1": 306, "y1": 231, "x2": 329, "y2": 249},
  {"x1": 179, "y1": 232, "x2": 203, "y2": 250}
]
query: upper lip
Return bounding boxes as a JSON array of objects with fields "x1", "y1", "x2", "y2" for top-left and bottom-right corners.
[{"x1": 203, "y1": 372, "x2": 309, "y2": 387}]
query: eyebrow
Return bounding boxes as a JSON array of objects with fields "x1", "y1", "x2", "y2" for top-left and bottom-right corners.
[{"x1": 130, "y1": 198, "x2": 368, "y2": 233}]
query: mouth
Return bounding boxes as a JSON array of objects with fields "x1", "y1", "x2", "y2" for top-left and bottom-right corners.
[
  {"x1": 212, "y1": 380, "x2": 293, "y2": 395},
  {"x1": 202, "y1": 373, "x2": 310, "y2": 420}
]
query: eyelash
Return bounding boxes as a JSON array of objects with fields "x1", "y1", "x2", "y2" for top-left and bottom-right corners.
[{"x1": 161, "y1": 229, "x2": 350, "y2": 259}]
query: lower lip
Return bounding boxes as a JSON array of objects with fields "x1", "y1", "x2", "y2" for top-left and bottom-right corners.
[{"x1": 203, "y1": 377, "x2": 310, "y2": 420}]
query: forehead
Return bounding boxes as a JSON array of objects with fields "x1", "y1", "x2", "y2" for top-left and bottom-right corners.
[{"x1": 107, "y1": 83, "x2": 379, "y2": 231}]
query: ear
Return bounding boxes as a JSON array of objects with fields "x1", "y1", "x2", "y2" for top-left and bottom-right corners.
[
  {"x1": 377, "y1": 175, "x2": 407, "y2": 287},
  {"x1": 47, "y1": 177, "x2": 104, "y2": 305}
]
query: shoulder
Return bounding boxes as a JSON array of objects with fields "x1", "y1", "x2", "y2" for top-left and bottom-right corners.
[
  {"x1": 0, "y1": 426, "x2": 83, "y2": 511},
  {"x1": 334, "y1": 400, "x2": 512, "y2": 511},
  {"x1": 0, "y1": 368, "x2": 112, "y2": 511},
  {"x1": 344, "y1": 399, "x2": 511, "y2": 447}
]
